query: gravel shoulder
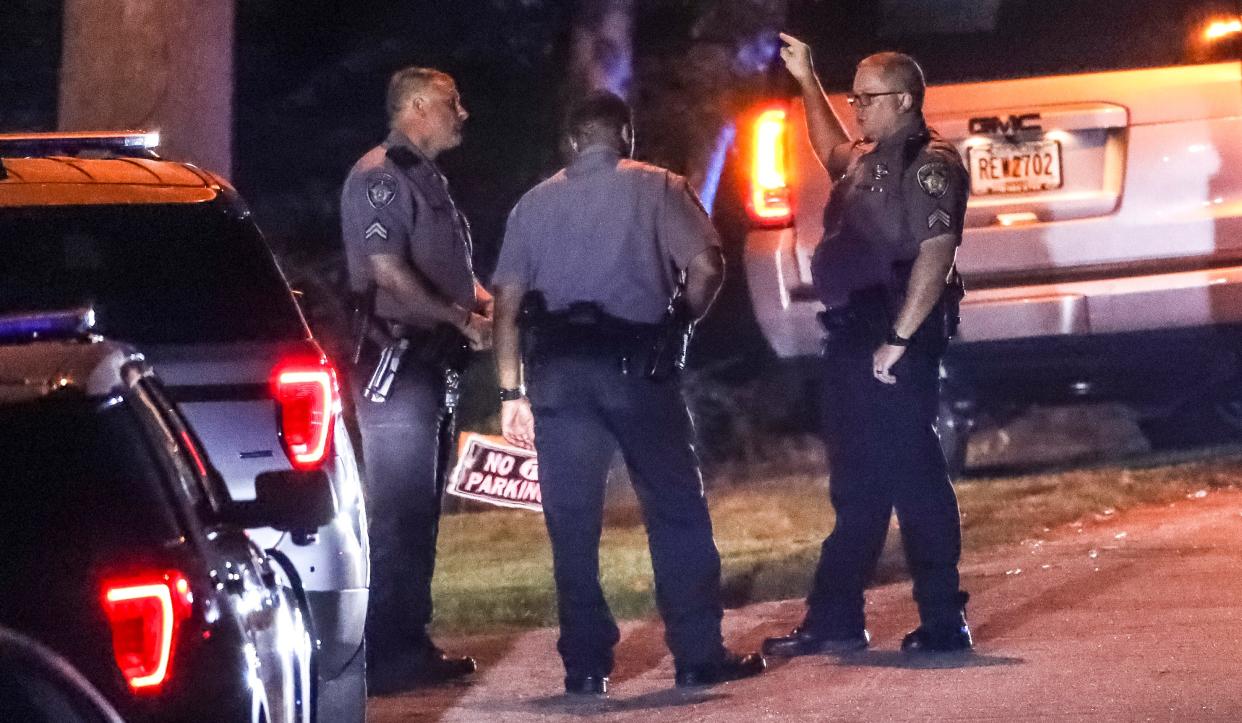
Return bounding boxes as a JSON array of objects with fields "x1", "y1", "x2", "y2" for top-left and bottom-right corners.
[{"x1": 370, "y1": 488, "x2": 1242, "y2": 722}]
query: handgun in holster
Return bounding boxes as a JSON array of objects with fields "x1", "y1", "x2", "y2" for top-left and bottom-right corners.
[
  {"x1": 363, "y1": 336, "x2": 409, "y2": 403},
  {"x1": 643, "y1": 292, "x2": 695, "y2": 381},
  {"x1": 516, "y1": 290, "x2": 549, "y2": 365}
]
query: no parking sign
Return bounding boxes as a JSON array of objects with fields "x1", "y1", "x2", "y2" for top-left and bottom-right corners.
[{"x1": 447, "y1": 433, "x2": 542, "y2": 512}]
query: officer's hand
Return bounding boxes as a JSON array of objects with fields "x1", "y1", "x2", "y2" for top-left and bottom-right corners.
[
  {"x1": 778, "y1": 33, "x2": 816, "y2": 85},
  {"x1": 872, "y1": 343, "x2": 906, "y2": 385},
  {"x1": 501, "y1": 398, "x2": 536, "y2": 450},
  {"x1": 460, "y1": 312, "x2": 494, "y2": 351}
]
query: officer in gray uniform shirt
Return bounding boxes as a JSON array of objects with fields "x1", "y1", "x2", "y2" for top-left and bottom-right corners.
[
  {"x1": 763, "y1": 37, "x2": 973, "y2": 659},
  {"x1": 490, "y1": 91, "x2": 765, "y2": 696},
  {"x1": 340, "y1": 66, "x2": 491, "y2": 690}
]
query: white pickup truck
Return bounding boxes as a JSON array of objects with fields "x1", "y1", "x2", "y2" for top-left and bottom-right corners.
[{"x1": 743, "y1": 1, "x2": 1242, "y2": 470}]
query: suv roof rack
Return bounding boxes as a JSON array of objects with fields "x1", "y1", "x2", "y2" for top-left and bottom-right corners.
[
  {"x1": 0, "y1": 308, "x2": 97, "y2": 344},
  {"x1": 0, "y1": 131, "x2": 160, "y2": 161}
]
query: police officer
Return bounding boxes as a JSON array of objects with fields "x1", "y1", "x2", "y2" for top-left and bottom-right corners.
[
  {"x1": 340, "y1": 66, "x2": 491, "y2": 689},
  {"x1": 762, "y1": 36, "x2": 973, "y2": 656},
  {"x1": 491, "y1": 91, "x2": 765, "y2": 695}
]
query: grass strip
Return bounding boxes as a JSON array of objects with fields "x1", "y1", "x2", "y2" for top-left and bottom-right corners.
[{"x1": 430, "y1": 456, "x2": 1242, "y2": 634}]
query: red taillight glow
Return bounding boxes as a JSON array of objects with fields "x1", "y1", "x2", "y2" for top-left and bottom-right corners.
[
  {"x1": 273, "y1": 355, "x2": 340, "y2": 470},
  {"x1": 101, "y1": 571, "x2": 193, "y2": 692},
  {"x1": 748, "y1": 107, "x2": 793, "y2": 226}
]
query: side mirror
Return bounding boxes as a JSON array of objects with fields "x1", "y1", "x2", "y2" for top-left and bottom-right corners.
[{"x1": 222, "y1": 469, "x2": 338, "y2": 533}]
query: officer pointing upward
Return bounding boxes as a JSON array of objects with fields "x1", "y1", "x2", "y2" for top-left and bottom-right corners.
[
  {"x1": 491, "y1": 91, "x2": 765, "y2": 695},
  {"x1": 762, "y1": 36, "x2": 973, "y2": 657}
]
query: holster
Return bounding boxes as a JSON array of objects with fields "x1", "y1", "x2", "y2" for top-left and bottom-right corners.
[
  {"x1": 518, "y1": 291, "x2": 660, "y2": 375},
  {"x1": 818, "y1": 284, "x2": 893, "y2": 347},
  {"x1": 944, "y1": 270, "x2": 965, "y2": 339},
  {"x1": 643, "y1": 296, "x2": 694, "y2": 381}
]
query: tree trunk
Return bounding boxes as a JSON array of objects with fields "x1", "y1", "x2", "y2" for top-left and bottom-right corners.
[
  {"x1": 59, "y1": 0, "x2": 234, "y2": 176},
  {"x1": 568, "y1": 0, "x2": 634, "y2": 98}
]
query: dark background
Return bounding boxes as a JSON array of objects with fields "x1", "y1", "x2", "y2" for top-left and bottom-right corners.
[{"x1": 0, "y1": 0, "x2": 800, "y2": 472}]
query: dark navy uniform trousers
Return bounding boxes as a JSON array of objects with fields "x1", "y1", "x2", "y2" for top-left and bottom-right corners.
[
  {"x1": 351, "y1": 357, "x2": 446, "y2": 658},
  {"x1": 527, "y1": 352, "x2": 726, "y2": 676},
  {"x1": 806, "y1": 312, "x2": 963, "y2": 635}
]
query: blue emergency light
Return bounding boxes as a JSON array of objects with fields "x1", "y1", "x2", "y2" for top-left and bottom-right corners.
[
  {"x1": 0, "y1": 308, "x2": 97, "y2": 343},
  {"x1": 0, "y1": 131, "x2": 160, "y2": 159}
]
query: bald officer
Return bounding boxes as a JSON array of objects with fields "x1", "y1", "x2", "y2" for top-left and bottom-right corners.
[
  {"x1": 340, "y1": 66, "x2": 491, "y2": 689},
  {"x1": 491, "y1": 91, "x2": 765, "y2": 695},
  {"x1": 762, "y1": 37, "x2": 973, "y2": 657}
]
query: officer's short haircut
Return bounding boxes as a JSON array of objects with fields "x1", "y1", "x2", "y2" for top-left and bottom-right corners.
[
  {"x1": 567, "y1": 90, "x2": 633, "y2": 140},
  {"x1": 387, "y1": 67, "x2": 454, "y2": 124},
  {"x1": 859, "y1": 52, "x2": 926, "y2": 110}
]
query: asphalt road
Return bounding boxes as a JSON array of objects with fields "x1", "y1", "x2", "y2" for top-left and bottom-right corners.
[{"x1": 370, "y1": 488, "x2": 1242, "y2": 722}]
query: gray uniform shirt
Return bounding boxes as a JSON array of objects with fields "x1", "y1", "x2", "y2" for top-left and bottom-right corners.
[
  {"x1": 492, "y1": 145, "x2": 720, "y2": 325},
  {"x1": 812, "y1": 116, "x2": 969, "y2": 309},
  {"x1": 340, "y1": 130, "x2": 476, "y2": 326}
]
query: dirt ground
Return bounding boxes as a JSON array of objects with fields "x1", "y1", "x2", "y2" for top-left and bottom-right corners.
[{"x1": 369, "y1": 486, "x2": 1242, "y2": 722}]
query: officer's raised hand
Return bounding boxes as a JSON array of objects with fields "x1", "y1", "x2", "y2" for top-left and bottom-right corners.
[
  {"x1": 501, "y1": 398, "x2": 535, "y2": 451},
  {"x1": 779, "y1": 33, "x2": 816, "y2": 85},
  {"x1": 459, "y1": 311, "x2": 493, "y2": 351}
]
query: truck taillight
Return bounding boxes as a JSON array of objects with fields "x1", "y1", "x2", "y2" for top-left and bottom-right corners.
[
  {"x1": 101, "y1": 571, "x2": 192, "y2": 692},
  {"x1": 748, "y1": 106, "x2": 793, "y2": 227},
  {"x1": 273, "y1": 355, "x2": 340, "y2": 470}
]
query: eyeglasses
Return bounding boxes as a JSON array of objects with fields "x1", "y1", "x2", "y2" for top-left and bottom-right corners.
[{"x1": 846, "y1": 91, "x2": 904, "y2": 107}]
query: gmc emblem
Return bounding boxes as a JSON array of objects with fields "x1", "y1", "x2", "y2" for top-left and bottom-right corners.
[{"x1": 969, "y1": 113, "x2": 1043, "y2": 136}]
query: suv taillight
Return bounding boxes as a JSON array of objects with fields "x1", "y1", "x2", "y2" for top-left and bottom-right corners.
[
  {"x1": 101, "y1": 571, "x2": 193, "y2": 692},
  {"x1": 747, "y1": 106, "x2": 794, "y2": 227},
  {"x1": 272, "y1": 354, "x2": 340, "y2": 470}
]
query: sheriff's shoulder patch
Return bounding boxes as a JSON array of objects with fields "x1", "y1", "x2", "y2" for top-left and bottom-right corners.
[
  {"x1": 917, "y1": 162, "x2": 949, "y2": 198},
  {"x1": 367, "y1": 173, "x2": 398, "y2": 209}
]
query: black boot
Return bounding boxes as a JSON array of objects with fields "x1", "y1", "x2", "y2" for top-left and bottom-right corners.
[
  {"x1": 674, "y1": 651, "x2": 766, "y2": 688},
  {"x1": 368, "y1": 643, "x2": 477, "y2": 694},
  {"x1": 902, "y1": 592, "x2": 972, "y2": 653},
  {"x1": 762, "y1": 626, "x2": 871, "y2": 657}
]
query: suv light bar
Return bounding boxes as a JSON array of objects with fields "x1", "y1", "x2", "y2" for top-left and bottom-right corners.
[
  {"x1": 0, "y1": 308, "x2": 96, "y2": 343},
  {"x1": 0, "y1": 131, "x2": 160, "y2": 159}
]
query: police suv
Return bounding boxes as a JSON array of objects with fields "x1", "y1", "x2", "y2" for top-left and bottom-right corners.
[
  {"x1": 744, "y1": 1, "x2": 1242, "y2": 469},
  {"x1": 0, "y1": 312, "x2": 327, "y2": 722},
  {"x1": 0, "y1": 133, "x2": 368, "y2": 721}
]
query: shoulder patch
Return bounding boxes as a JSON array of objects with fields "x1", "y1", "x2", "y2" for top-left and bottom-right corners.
[
  {"x1": 367, "y1": 173, "x2": 398, "y2": 209},
  {"x1": 916, "y1": 163, "x2": 949, "y2": 198}
]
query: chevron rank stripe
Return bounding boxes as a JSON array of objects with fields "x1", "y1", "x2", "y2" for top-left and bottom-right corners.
[
  {"x1": 365, "y1": 221, "x2": 389, "y2": 241},
  {"x1": 928, "y1": 209, "x2": 951, "y2": 229}
]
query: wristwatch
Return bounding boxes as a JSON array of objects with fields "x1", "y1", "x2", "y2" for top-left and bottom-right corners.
[
  {"x1": 499, "y1": 386, "x2": 526, "y2": 402},
  {"x1": 886, "y1": 330, "x2": 911, "y2": 347}
]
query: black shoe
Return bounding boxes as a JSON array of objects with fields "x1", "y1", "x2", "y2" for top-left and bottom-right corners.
[
  {"x1": 368, "y1": 646, "x2": 477, "y2": 693},
  {"x1": 900, "y1": 624, "x2": 973, "y2": 653},
  {"x1": 762, "y1": 626, "x2": 871, "y2": 657},
  {"x1": 414, "y1": 647, "x2": 478, "y2": 681},
  {"x1": 674, "y1": 651, "x2": 766, "y2": 688},
  {"x1": 564, "y1": 674, "x2": 609, "y2": 696}
]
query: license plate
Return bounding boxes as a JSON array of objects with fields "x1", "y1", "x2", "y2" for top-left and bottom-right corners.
[{"x1": 967, "y1": 139, "x2": 1062, "y2": 195}]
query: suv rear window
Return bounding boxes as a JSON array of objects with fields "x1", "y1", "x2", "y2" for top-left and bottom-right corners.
[
  {"x1": 790, "y1": 0, "x2": 1241, "y2": 88},
  {"x1": 0, "y1": 202, "x2": 307, "y2": 344},
  {"x1": 0, "y1": 396, "x2": 180, "y2": 557}
]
